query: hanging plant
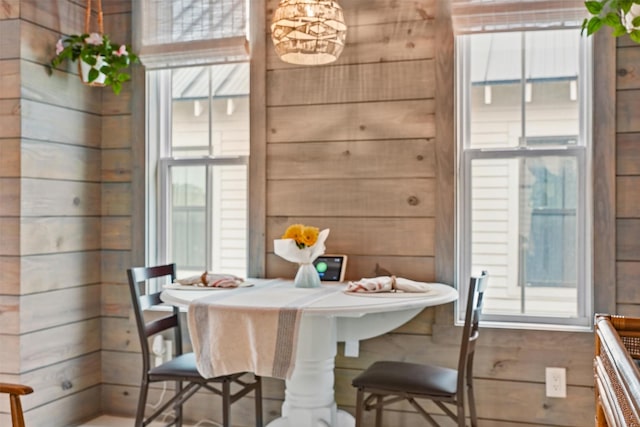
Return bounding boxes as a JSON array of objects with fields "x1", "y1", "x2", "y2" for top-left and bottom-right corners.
[
  {"x1": 48, "y1": 0, "x2": 139, "y2": 95},
  {"x1": 583, "y1": 0, "x2": 640, "y2": 43}
]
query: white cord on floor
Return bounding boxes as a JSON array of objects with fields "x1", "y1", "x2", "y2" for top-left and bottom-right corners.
[
  {"x1": 193, "y1": 419, "x2": 222, "y2": 427},
  {"x1": 145, "y1": 381, "x2": 176, "y2": 424}
]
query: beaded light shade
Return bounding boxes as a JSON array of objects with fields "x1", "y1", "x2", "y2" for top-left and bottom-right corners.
[{"x1": 271, "y1": 0, "x2": 347, "y2": 65}]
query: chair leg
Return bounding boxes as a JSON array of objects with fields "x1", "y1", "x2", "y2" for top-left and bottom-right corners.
[
  {"x1": 355, "y1": 389, "x2": 364, "y2": 427},
  {"x1": 457, "y1": 403, "x2": 466, "y2": 427},
  {"x1": 136, "y1": 379, "x2": 149, "y2": 427},
  {"x1": 375, "y1": 395, "x2": 383, "y2": 427},
  {"x1": 175, "y1": 380, "x2": 183, "y2": 427},
  {"x1": 222, "y1": 379, "x2": 231, "y2": 427},
  {"x1": 467, "y1": 384, "x2": 478, "y2": 426},
  {"x1": 255, "y1": 376, "x2": 263, "y2": 427}
]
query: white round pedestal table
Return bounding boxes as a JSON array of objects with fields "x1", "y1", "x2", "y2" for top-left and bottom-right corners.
[{"x1": 161, "y1": 279, "x2": 457, "y2": 427}]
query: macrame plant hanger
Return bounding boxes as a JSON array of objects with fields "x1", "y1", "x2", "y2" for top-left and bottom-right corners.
[{"x1": 80, "y1": 0, "x2": 106, "y2": 87}]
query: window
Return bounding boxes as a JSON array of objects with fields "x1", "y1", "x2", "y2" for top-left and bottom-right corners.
[
  {"x1": 138, "y1": 0, "x2": 251, "y2": 279},
  {"x1": 456, "y1": 29, "x2": 592, "y2": 329},
  {"x1": 148, "y1": 64, "x2": 249, "y2": 278}
]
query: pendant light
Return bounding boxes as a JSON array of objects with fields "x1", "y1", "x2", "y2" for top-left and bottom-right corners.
[{"x1": 271, "y1": 0, "x2": 347, "y2": 65}]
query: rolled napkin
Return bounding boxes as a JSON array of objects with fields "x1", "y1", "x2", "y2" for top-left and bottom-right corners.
[
  {"x1": 174, "y1": 272, "x2": 244, "y2": 288},
  {"x1": 346, "y1": 276, "x2": 432, "y2": 293}
]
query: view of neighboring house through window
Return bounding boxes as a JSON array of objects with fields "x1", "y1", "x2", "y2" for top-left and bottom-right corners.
[
  {"x1": 165, "y1": 64, "x2": 249, "y2": 278},
  {"x1": 456, "y1": 29, "x2": 592, "y2": 328},
  {"x1": 139, "y1": 0, "x2": 250, "y2": 279}
]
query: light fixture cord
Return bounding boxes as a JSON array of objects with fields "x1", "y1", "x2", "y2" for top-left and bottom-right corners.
[{"x1": 84, "y1": 0, "x2": 104, "y2": 34}]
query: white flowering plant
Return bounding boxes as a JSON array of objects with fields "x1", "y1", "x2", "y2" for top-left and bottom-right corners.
[
  {"x1": 583, "y1": 0, "x2": 640, "y2": 43},
  {"x1": 50, "y1": 32, "x2": 139, "y2": 95}
]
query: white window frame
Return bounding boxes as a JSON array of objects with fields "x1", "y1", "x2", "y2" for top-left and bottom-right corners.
[
  {"x1": 146, "y1": 66, "x2": 250, "y2": 272},
  {"x1": 455, "y1": 30, "x2": 593, "y2": 330}
]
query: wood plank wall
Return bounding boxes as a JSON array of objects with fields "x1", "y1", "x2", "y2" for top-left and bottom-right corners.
[
  {"x1": 614, "y1": 37, "x2": 640, "y2": 316},
  {"x1": 0, "y1": 0, "x2": 632, "y2": 426},
  {"x1": 263, "y1": 1, "x2": 596, "y2": 426},
  {"x1": 0, "y1": 0, "x2": 128, "y2": 425}
]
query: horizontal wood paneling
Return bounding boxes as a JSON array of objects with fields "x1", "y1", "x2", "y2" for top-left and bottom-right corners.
[
  {"x1": 20, "y1": 318, "x2": 101, "y2": 372},
  {"x1": 21, "y1": 99, "x2": 102, "y2": 147},
  {"x1": 0, "y1": 99, "x2": 21, "y2": 137},
  {"x1": 0, "y1": 1, "x2": 19, "y2": 19},
  {"x1": 101, "y1": 250, "x2": 132, "y2": 283},
  {"x1": 267, "y1": 179, "x2": 435, "y2": 217},
  {"x1": 617, "y1": 176, "x2": 640, "y2": 218},
  {"x1": 102, "y1": 148, "x2": 132, "y2": 182},
  {"x1": 21, "y1": 179, "x2": 101, "y2": 217},
  {"x1": 22, "y1": 139, "x2": 101, "y2": 181},
  {"x1": 22, "y1": 56, "x2": 103, "y2": 114},
  {"x1": 616, "y1": 303, "x2": 640, "y2": 317},
  {"x1": 101, "y1": 217, "x2": 131, "y2": 250},
  {"x1": 101, "y1": 282, "x2": 130, "y2": 317},
  {"x1": 0, "y1": 295, "x2": 19, "y2": 334},
  {"x1": 267, "y1": 100, "x2": 435, "y2": 143},
  {"x1": 336, "y1": 329, "x2": 593, "y2": 387},
  {"x1": 0, "y1": 178, "x2": 19, "y2": 216},
  {"x1": 0, "y1": 139, "x2": 20, "y2": 177},
  {"x1": 18, "y1": 385, "x2": 101, "y2": 427},
  {"x1": 0, "y1": 352, "x2": 101, "y2": 411},
  {"x1": 0, "y1": 334, "x2": 19, "y2": 373},
  {"x1": 102, "y1": 183, "x2": 132, "y2": 216},
  {"x1": 617, "y1": 219, "x2": 640, "y2": 261},
  {"x1": 267, "y1": 217, "x2": 435, "y2": 256},
  {"x1": 20, "y1": 285, "x2": 101, "y2": 333},
  {"x1": 616, "y1": 45, "x2": 640, "y2": 90},
  {"x1": 617, "y1": 261, "x2": 640, "y2": 303},
  {"x1": 617, "y1": 132, "x2": 640, "y2": 175},
  {"x1": 102, "y1": 86, "x2": 133, "y2": 115},
  {"x1": 17, "y1": 251, "x2": 101, "y2": 294},
  {"x1": 0, "y1": 256, "x2": 19, "y2": 295},
  {"x1": 0, "y1": 60, "x2": 19, "y2": 98},
  {"x1": 102, "y1": 115, "x2": 132, "y2": 148},
  {"x1": 267, "y1": 139, "x2": 435, "y2": 179},
  {"x1": 267, "y1": 60, "x2": 434, "y2": 106},
  {"x1": 267, "y1": 21, "x2": 435, "y2": 70},
  {"x1": 0, "y1": 218, "x2": 19, "y2": 255},
  {"x1": 102, "y1": 317, "x2": 139, "y2": 353},
  {"x1": 20, "y1": 217, "x2": 101, "y2": 255},
  {"x1": 102, "y1": 0, "x2": 132, "y2": 14},
  {"x1": 0, "y1": 20, "x2": 19, "y2": 59},
  {"x1": 19, "y1": 0, "x2": 85, "y2": 36},
  {"x1": 616, "y1": 89, "x2": 640, "y2": 133},
  {"x1": 0, "y1": 178, "x2": 22, "y2": 216}
]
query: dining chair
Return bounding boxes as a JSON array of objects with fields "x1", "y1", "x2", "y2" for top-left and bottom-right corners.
[
  {"x1": 351, "y1": 271, "x2": 489, "y2": 427},
  {"x1": 127, "y1": 263, "x2": 263, "y2": 427},
  {"x1": 0, "y1": 382, "x2": 33, "y2": 427}
]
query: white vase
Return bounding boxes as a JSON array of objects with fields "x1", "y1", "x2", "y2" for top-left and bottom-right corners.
[
  {"x1": 294, "y1": 263, "x2": 321, "y2": 288},
  {"x1": 79, "y1": 56, "x2": 107, "y2": 86}
]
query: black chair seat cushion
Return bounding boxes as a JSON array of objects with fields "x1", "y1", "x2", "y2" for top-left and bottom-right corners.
[
  {"x1": 352, "y1": 361, "x2": 458, "y2": 397},
  {"x1": 149, "y1": 352, "x2": 216, "y2": 380}
]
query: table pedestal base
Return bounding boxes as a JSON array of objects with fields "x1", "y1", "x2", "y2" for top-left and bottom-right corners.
[
  {"x1": 266, "y1": 409, "x2": 354, "y2": 427},
  {"x1": 265, "y1": 315, "x2": 354, "y2": 427}
]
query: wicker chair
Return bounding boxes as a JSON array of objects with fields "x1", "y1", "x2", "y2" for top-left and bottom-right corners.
[
  {"x1": 127, "y1": 264, "x2": 263, "y2": 427},
  {"x1": 594, "y1": 314, "x2": 640, "y2": 426},
  {"x1": 0, "y1": 382, "x2": 33, "y2": 427},
  {"x1": 351, "y1": 271, "x2": 489, "y2": 427}
]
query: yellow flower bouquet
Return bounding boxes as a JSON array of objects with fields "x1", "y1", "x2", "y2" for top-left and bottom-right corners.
[{"x1": 274, "y1": 224, "x2": 330, "y2": 288}]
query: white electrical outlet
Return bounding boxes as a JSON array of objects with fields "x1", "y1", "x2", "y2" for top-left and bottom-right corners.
[{"x1": 545, "y1": 367, "x2": 567, "y2": 398}]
